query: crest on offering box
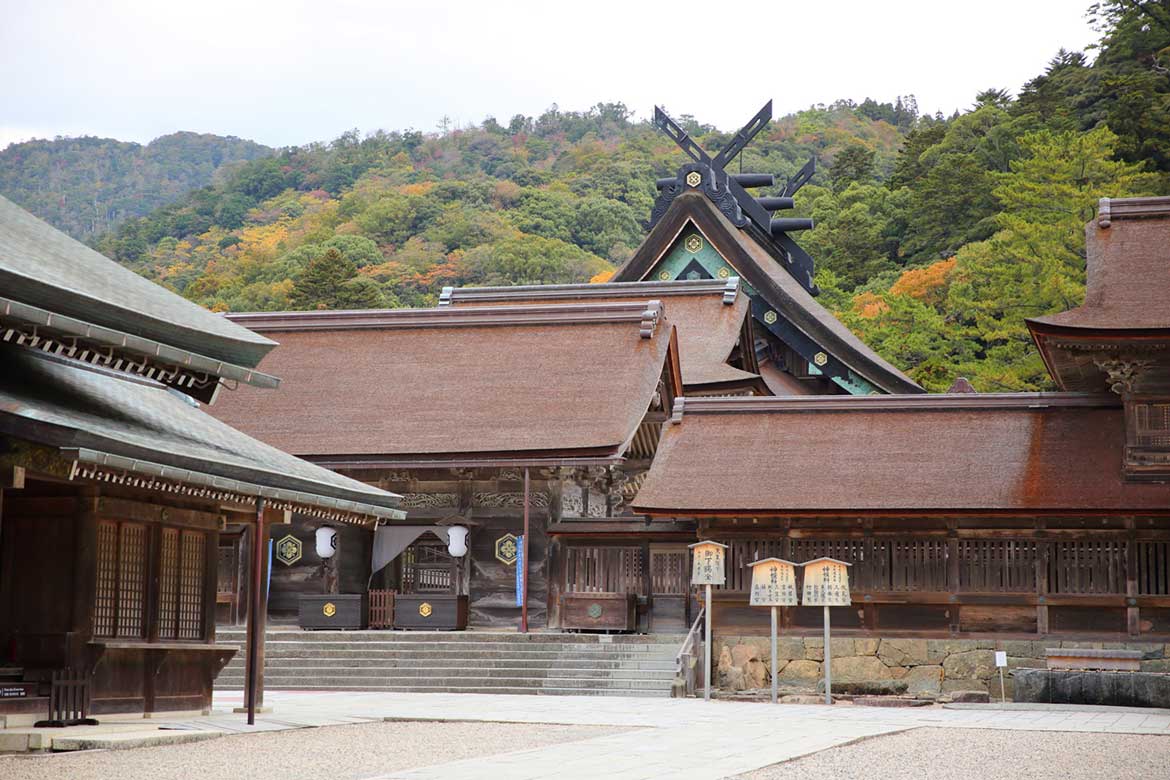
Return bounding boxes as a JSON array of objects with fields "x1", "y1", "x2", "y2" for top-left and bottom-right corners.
[
  {"x1": 688, "y1": 540, "x2": 728, "y2": 586},
  {"x1": 801, "y1": 557, "x2": 852, "y2": 607},
  {"x1": 747, "y1": 558, "x2": 799, "y2": 606}
]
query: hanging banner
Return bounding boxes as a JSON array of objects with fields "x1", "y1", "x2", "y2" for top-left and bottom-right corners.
[
  {"x1": 748, "y1": 558, "x2": 799, "y2": 606},
  {"x1": 514, "y1": 534, "x2": 525, "y2": 607},
  {"x1": 801, "y1": 557, "x2": 852, "y2": 606},
  {"x1": 688, "y1": 540, "x2": 728, "y2": 586}
]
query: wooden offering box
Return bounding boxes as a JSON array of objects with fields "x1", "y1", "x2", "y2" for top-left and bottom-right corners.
[
  {"x1": 393, "y1": 594, "x2": 469, "y2": 630},
  {"x1": 299, "y1": 594, "x2": 368, "y2": 630},
  {"x1": 562, "y1": 592, "x2": 637, "y2": 632}
]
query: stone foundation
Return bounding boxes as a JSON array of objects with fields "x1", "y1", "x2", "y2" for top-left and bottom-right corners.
[{"x1": 713, "y1": 636, "x2": 1170, "y2": 699}]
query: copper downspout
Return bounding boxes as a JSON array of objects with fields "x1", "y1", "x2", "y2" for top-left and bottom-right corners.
[{"x1": 521, "y1": 467, "x2": 530, "y2": 633}]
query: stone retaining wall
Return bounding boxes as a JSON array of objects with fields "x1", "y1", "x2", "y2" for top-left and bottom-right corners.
[{"x1": 714, "y1": 636, "x2": 1170, "y2": 699}]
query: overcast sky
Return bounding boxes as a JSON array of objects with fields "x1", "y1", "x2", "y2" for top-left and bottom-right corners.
[{"x1": 1, "y1": 0, "x2": 1099, "y2": 150}]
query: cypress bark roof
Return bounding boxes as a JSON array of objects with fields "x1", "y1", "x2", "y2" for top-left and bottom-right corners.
[
  {"x1": 632, "y1": 394, "x2": 1169, "y2": 515},
  {"x1": 1030, "y1": 197, "x2": 1170, "y2": 332},
  {"x1": 439, "y1": 278, "x2": 759, "y2": 391},
  {"x1": 211, "y1": 303, "x2": 681, "y2": 465},
  {"x1": 0, "y1": 345, "x2": 403, "y2": 523},
  {"x1": 0, "y1": 194, "x2": 276, "y2": 370}
]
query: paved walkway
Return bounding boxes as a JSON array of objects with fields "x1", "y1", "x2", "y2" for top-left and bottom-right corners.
[{"x1": 197, "y1": 691, "x2": 1170, "y2": 780}]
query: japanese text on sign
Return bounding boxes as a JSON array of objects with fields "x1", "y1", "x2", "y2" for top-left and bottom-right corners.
[
  {"x1": 689, "y1": 542, "x2": 726, "y2": 586},
  {"x1": 749, "y1": 559, "x2": 799, "y2": 606},
  {"x1": 801, "y1": 559, "x2": 852, "y2": 606}
]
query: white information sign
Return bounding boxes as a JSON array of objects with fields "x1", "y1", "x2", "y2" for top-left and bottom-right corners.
[
  {"x1": 689, "y1": 540, "x2": 727, "y2": 586},
  {"x1": 748, "y1": 558, "x2": 799, "y2": 606},
  {"x1": 995, "y1": 651, "x2": 1007, "y2": 667},
  {"x1": 801, "y1": 558, "x2": 852, "y2": 607}
]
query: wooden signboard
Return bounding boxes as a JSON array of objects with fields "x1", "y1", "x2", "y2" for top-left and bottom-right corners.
[
  {"x1": 688, "y1": 540, "x2": 727, "y2": 702},
  {"x1": 800, "y1": 557, "x2": 852, "y2": 704},
  {"x1": 801, "y1": 557, "x2": 852, "y2": 607},
  {"x1": 748, "y1": 558, "x2": 798, "y2": 704},
  {"x1": 689, "y1": 540, "x2": 727, "y2": 586},
  {"x1": 748, "y1": 558, "x2": 799, "y2": 606}
]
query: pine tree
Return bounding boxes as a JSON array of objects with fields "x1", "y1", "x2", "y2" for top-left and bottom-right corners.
[{"x1": 290, "y1": 248, "x2": 358, "y2": 310}]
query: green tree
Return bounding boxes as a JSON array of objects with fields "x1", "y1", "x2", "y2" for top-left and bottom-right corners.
[
  {"x1": 829, "y1": 144, "x2": 876, "y2": 192},
  {"x1": 290, "y1": 248, "x2": 358, "y2": 310}
]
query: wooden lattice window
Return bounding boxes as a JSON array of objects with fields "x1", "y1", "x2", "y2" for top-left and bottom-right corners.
[
  {"x1": 1050, "y1": 540, "x2": 1127, "y2": 595},
  {"x1": 958, "y1": 540, "x2": 1038, "y2": 592},
  {"x1": 564, "y1": 546, "x2": 642, "y2": 594},
  {"x1": 1131, "y1": 402, "x2": 1170, "y2": 448},
  {"x1": 94, "y1": 521, "x2": 118, "y2": 638},
  {"x1": 116, "y1": 523, "x2": 147, "y2": 638},
  {"x1": 178, "y1": 531, "x2": 206, "y2": 639},
  {"x1": 400, "y1": 541, "x2": 456, "y2": 594},
  {"x1": 1137, "y1": 541, "x2": 1170, "y2": 596},
  {"x1": 156, "y1": 528, "x2": 207, "y2": 640},
  {"x1": 158, "y1": 528, "x2": 180, "y2": 640}
]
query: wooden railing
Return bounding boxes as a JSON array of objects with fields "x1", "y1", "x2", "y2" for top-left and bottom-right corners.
[{"x1": 35, "y1": 668, "x2": 97, "y2": 727}]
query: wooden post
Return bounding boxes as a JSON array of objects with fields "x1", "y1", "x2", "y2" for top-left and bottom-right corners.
[
  {"x1": 823, "y1": 605, "x2": 832, "y2": 705},
  {"x1": 244, "y1": 498, "x2": 268, "y2": 725},
  {"x1": 770, "y1": 605, "x2": 778, "y2": 704},
  {"x1": 520, "y1": 467, "x2": 530, "y2": 634},
  {"x1": 704, "y1": 583, "x2": 712, "y2": 701}
]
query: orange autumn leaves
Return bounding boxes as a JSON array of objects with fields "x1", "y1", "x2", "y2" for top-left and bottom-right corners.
[{"x1": 852, "y1": 257, "x2": 956, "y2": 319}]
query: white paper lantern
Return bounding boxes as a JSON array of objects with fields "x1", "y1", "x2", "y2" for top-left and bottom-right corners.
[
  {"x1": 446, "y1": 525, "x2": 469, "y2": 557},
  {"x1": 315, "y1": 526, "x2": 338, "y2": 559}
]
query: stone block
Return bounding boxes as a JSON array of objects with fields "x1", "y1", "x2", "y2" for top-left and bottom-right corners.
[
  {"x1": 720, "y1": 665, "x2": 747, "y2": 691},
  {"x1": 775, "y1": 637, "x2": 805, "y2": 661},
  {"x1": 928, "y1": 639, "x2": 973, "y2": 659},
  {"x1": 1141, "y1": 658, "x2": 1170, "y2": 673},
  {"x1": 802, "y1": 637, "x2": 854, "y2": 661},
  {"x1": 730, "y1": 643, "x2": 761, "y2": 668},
  {"x1": 717, "y1": 645, "x2": 734, "y2": 673},
  {"x1": 888, "y1": 666, "x2": 909, "y2": 679},
  {"x1": 743, "y1": 659, "x2": 769, "y2": 689},
  {"x1": 999, "y1": 640, "x2": 1039, "y2": 658},
  {"x1": 1125, "y1": 642, "x2": 1167, "y2": 660},
  {"x1": 948, "y1": 690, "x2": 991, "y2": 703},
  {"x1": 942, "y1": 678, "x2": 988, "y2": 694},
  {"x1": 878, "y1": 638, "x2": 930, "y2": 666},
  {"x1": 831, "y1": 655, "x2": 892, "y2": 683},
  {"x1": 853, "y1": 638, "x2": 880, "y2": 655},
  {"x1": 943, "y1": 649, "x2": 996, "y2": 681},
  {"x1": 903, "y1": 665, "x2": 944, "y2": 696},
  {"x1": 778, "y1": 659, "x2": 821, "y2": 681},
  {"x1": 817, "y1": 679, "x2": 908, "y2": 695},
  {"x1": 781, "y1": 694, "x2": 825, "y2": 705}
]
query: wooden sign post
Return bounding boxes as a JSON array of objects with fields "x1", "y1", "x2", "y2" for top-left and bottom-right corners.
[
  {"x1": 689, "y1": 540, "x2": 727, "y2": 701},
  {"x1": 747, "y1": 558, "x2": 799, "y2": 703},
  {"x1": 800, "y1": 558, "x2": 852, "y2": 705}
]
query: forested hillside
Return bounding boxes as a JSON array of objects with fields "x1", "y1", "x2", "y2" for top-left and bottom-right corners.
[
  {"x1": 0, "y1": 133, "x2": 272, "y2": 238},
  {"x1": 72, "y1": 3, "x2": 1170, "y2": 390}
]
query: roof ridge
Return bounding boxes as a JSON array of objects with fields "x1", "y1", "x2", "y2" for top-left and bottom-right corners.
[
  {"x1": 670, "y1": 392, "x2": 1118, "y2": 419},
  {"x1": 227, "y1": 301, "x2": 668, "y2": 339},
  {"x1": 439, "y1": 277, "x2": 739, "y2": 306}
]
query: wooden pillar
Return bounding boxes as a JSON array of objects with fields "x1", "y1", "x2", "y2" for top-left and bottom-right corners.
[
  {"x1": 1126, "y1": 517, "x2": 1139, "y2": 637},
  {"x1": 947, "y1": 520, "x2": 960, "y2": 635},
  {"x1": 244, "y1": 499, "x2": 269, "y2": 724},
  {"x1": 1036, "y1": 521, "x2": 1050, "y2": 635},
  {"x1": 520, "y1": 468, "x2": 529, "y2": 634}
]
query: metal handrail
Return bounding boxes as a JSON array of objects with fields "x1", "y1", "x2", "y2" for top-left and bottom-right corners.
[{"x1": 675, "y1": 607, "x2": 704, "y2": 668}]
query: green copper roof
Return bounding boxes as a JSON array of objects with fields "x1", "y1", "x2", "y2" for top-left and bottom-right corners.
[{"x1": 0, "y1": 194, "x2": 276, "y2": 368}]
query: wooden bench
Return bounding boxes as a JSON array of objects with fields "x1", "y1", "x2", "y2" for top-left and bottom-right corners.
[{"x1": 1045, "y1": 648, "x2": 1143, "y2": 671}]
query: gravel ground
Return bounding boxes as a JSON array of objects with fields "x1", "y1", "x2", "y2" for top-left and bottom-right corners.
[
  {"x1": 735, "y1": 727, "x2": 1170, "y2": 780},
  {"x1": 0, "y1": 720, "x2": 626, "y2": 780}
]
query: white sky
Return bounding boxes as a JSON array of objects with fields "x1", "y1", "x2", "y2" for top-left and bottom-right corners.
[{"x1": 0, "y1": 0, "x2": 1099, "y2": 150}]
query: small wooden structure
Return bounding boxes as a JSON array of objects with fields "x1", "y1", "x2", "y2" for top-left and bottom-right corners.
[
  {"x1": 0, "y1": 194, "x2": 403, "y2": 723},
  {"x1": 562, "y1": 592, "x2": 637, "y2": 632},
  {"x1": 393, "y1": 594, "x2": 468, "y2": 630}
]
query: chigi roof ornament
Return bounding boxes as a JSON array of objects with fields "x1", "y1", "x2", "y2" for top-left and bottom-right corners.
[{"x1": 649, "y1": 101, "x2": 820, "y2": 295}]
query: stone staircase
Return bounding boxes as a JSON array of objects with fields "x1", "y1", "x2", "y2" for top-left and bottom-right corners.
[{"x1": 214, "y1": 628, "x2": 683, "y2": 697}]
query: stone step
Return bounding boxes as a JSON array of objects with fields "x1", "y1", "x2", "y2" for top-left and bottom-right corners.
[
  {"x1": 216, "y1": 683, "x2": 669, "y2": 697},
  {"x1": 216, "y1": 640, "x2": 677, "y2": 653},
  {"x1": 217, "y1": 665, "x2": 676, "y2": 680},
  {"x1": 216, "y1": 630, "x2": 683, "y2": 645},
  {"x1": 219, "y1": 657, "x2": 676, "y2": 671},
  {"x1": 216, "y1": 674, "x2": 670, "y2": 690}
]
